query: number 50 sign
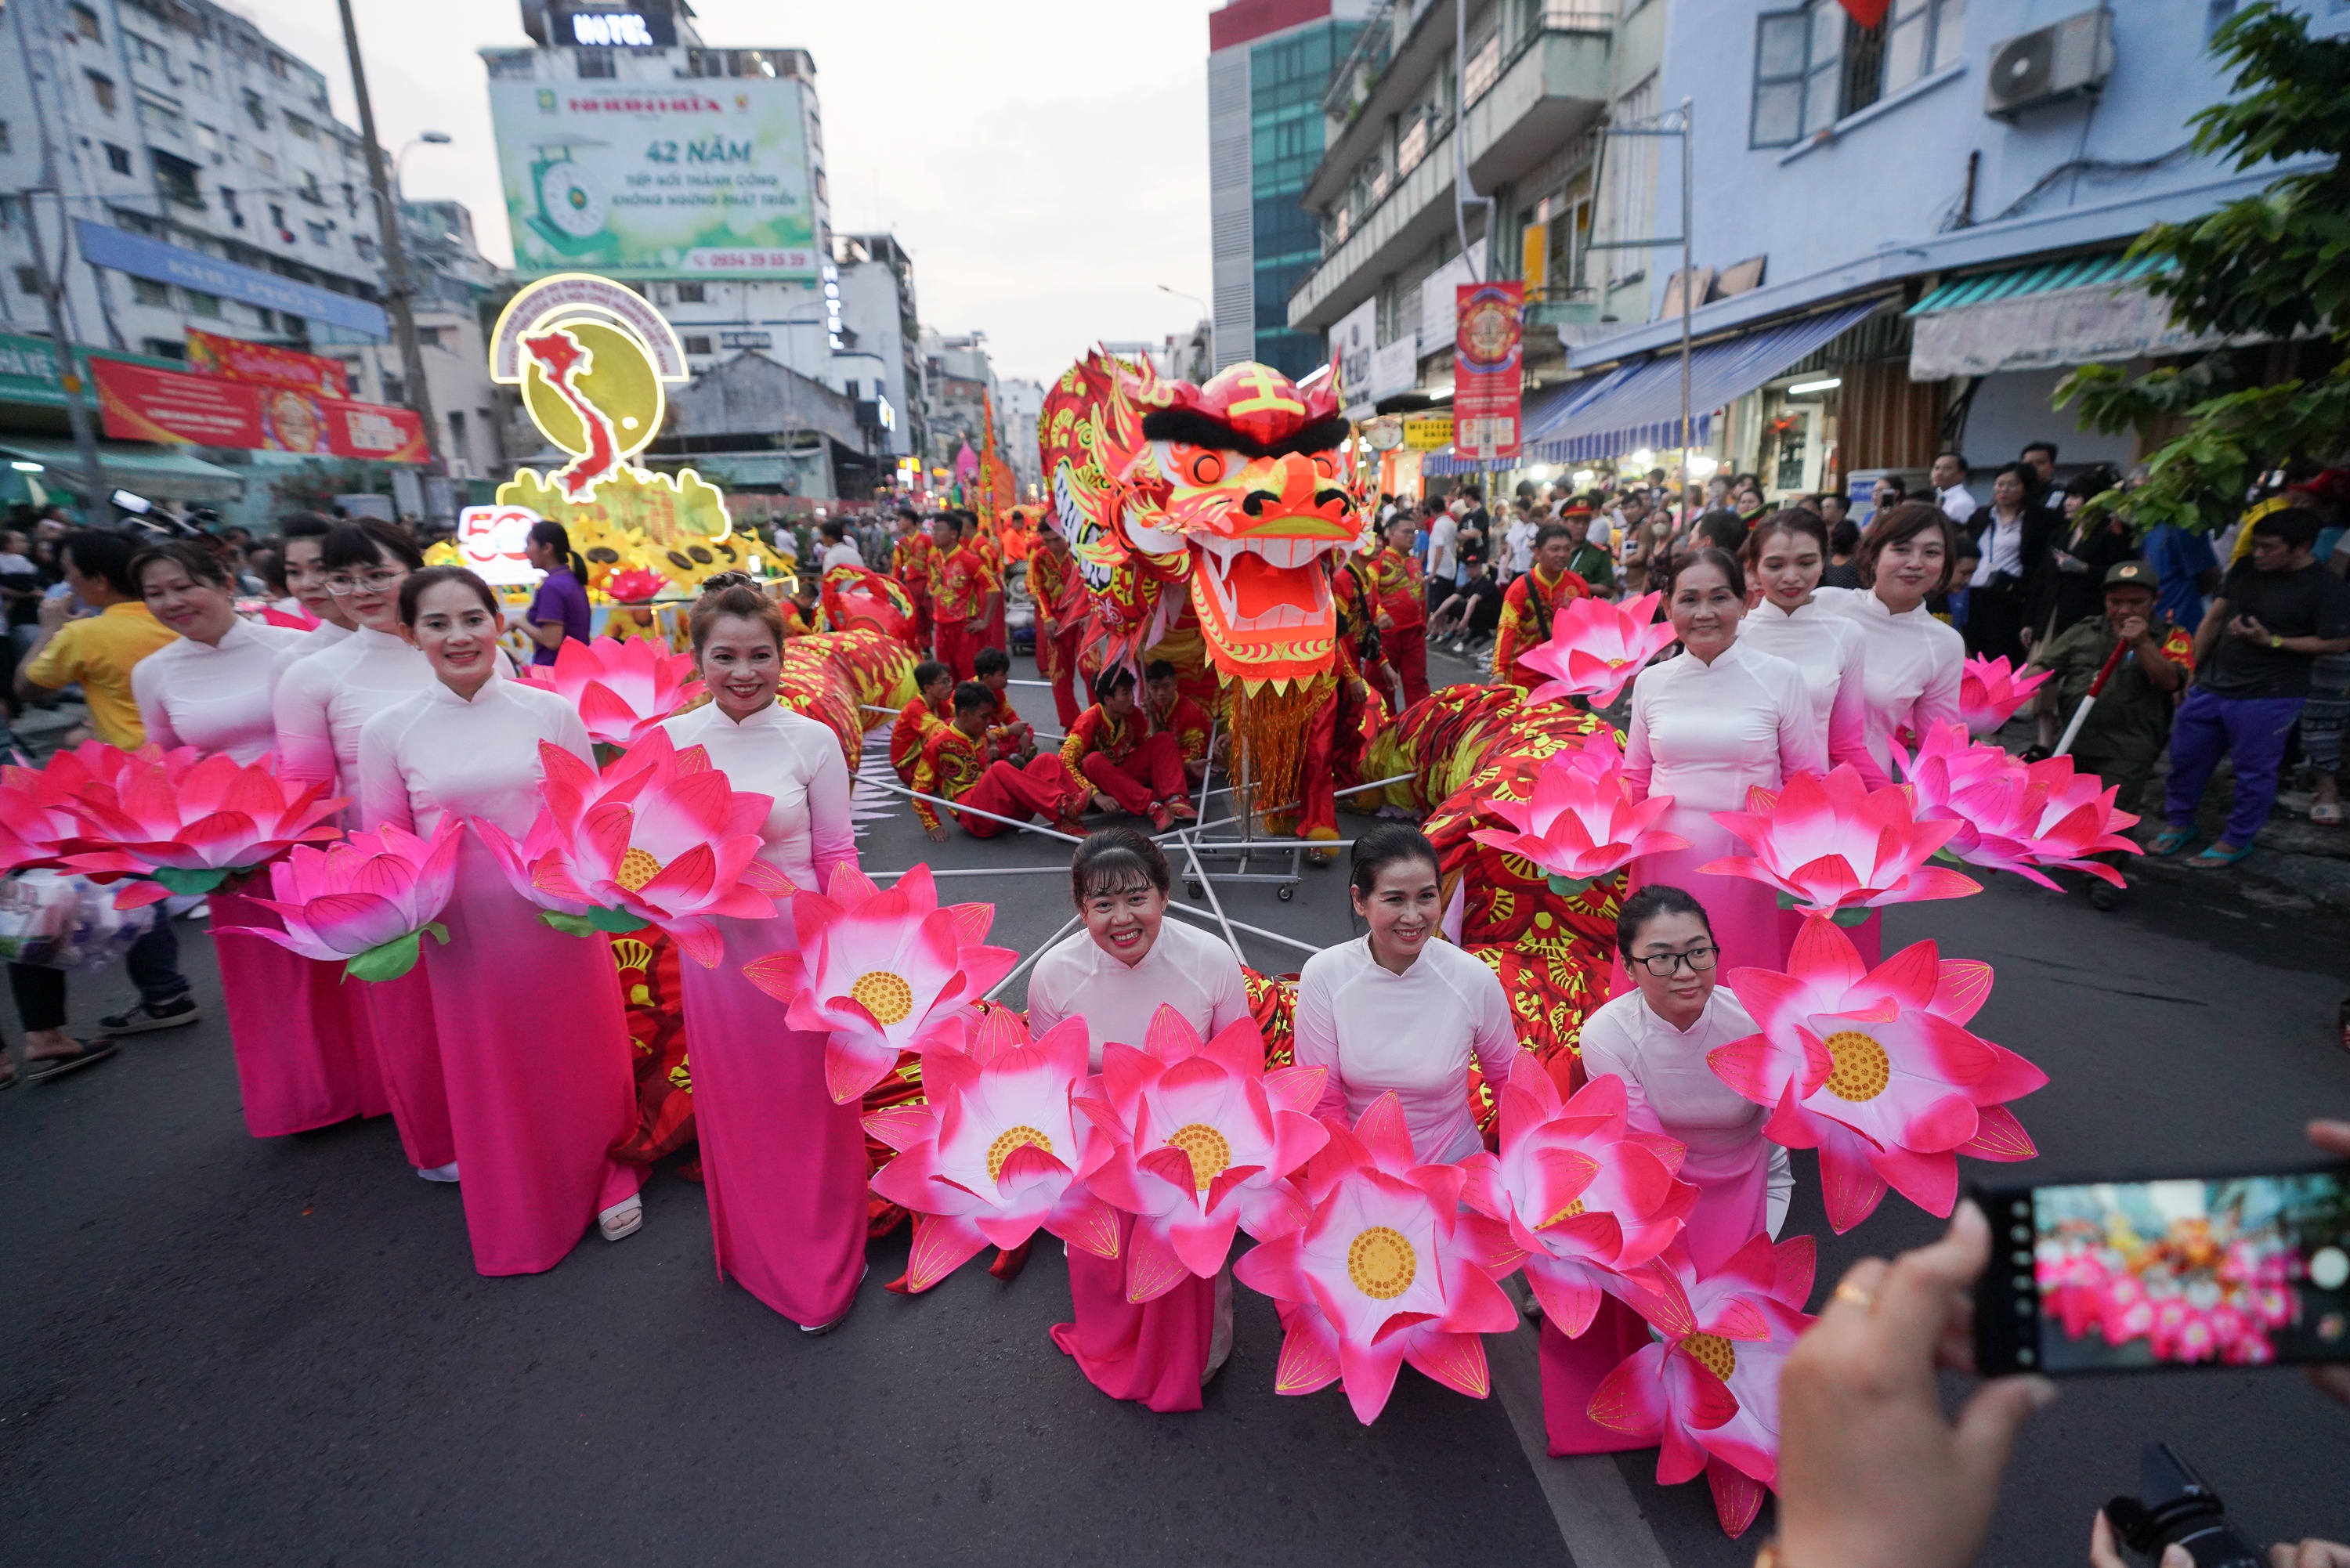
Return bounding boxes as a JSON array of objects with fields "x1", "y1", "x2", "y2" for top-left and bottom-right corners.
[{"x1": 455, "y1": 504, "x2": 545, "y2": 586}]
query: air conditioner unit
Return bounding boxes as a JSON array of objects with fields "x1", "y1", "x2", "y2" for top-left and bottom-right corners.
[{"x1": 1985, "y1": 8, "x2": 2113, "y2": 121}]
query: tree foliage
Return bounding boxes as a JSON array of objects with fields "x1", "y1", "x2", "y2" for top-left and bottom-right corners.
[{"x1": 2055, "y1": 4, "x2": 2349, "y2": 533}]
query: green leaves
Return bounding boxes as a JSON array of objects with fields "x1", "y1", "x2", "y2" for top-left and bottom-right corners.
[
  {"x1": 149, "y1": 865, "x2": 230, "y2": 896},
  {"x1": 342, "y1": 923, "x2": 446, "y2": 984},
  {"x1": 538, "y1": 907, "x2": 648, "y2": 938}
]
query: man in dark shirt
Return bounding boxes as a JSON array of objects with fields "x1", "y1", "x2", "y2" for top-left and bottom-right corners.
[
  {"x1": 1429, "y1": 558, "x2": 1504, "y2": 652},
  {"x1": 2156, "y1": 508, "x2": 2350, "y2": 867}
]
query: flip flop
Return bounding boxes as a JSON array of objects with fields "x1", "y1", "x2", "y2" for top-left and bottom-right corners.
[
  {"x1": 2146, "y1": 828, "x2": 2199, "y2": 858},
  {"x1": 2185, "y1": 842, "x2": 2255, "y2": 869},
  {"x1": 24, "y1": 1038, "x2": 118, "y2": 1083}
]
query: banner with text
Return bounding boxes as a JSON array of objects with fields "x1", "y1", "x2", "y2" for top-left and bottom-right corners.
[
  {"x1": 93, "y1": 359, "x2": 426, "y2": 462},
  {"x1": 1453, "y1": 280, "x2": 1524, "y2": 461},
  {"x1": 185, "y1": 328, "x2": 349, "y2": 399}
]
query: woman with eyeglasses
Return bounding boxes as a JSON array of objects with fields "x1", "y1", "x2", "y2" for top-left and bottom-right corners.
[
  {"x1": 1541, "y1": 883, "x2": 1792, "y2": 1456},
  {"x1": 356, "y1": 567, "x2": 644, "y2": 1274},
  {"x1": 274, "y1": 521, "x2": 498, "y2": 1187}
]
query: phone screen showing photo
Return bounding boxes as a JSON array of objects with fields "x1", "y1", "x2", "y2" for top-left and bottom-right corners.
[{"x1": 2014, "y1": 1174, "x2": 2350, "y2": 1371}]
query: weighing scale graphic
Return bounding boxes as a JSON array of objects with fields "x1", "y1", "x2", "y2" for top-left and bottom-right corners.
[{"x1": 525, "y1": 138, "x2": 613, "y2": 254}]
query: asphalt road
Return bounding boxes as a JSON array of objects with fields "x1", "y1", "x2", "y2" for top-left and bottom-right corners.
[{"x1": 7, "y1": 649, "x2": 2350, "y2": 1566}]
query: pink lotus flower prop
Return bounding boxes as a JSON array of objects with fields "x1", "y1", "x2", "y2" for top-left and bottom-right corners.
[
  {"x1": 217, "y1": 819, "x2": 463, "y2": 980},
  {"x1": 1469, "y1": 728, "x2": 1688, "y2": 895},
  {"x1": 1459, "y1": 1058, "x2": 1697, "y2": 1335},
  {"x1": 1710, "y1": 918, "x2": 2046, "y2": 1231},
  {"x1": 519, "y1": 634, "x2": 704, "y2": 748},
  {"x1": 475, "y1": 730, "x2": 792, "y2": 967},
  {"x1": 1233, "y1": 1094, "x2": 1519, "y2": 1425},
  {"x1": 1898, "y1": 724, "x2": 2142, "y2": 890},
  {"x1": 1959, "y1": 655, "x2": 2050, "y2": 735},
  {"x1": 1074, "y1": 1006, "x2": 1332, "y2": 1301},
  {"x1": 1517, "y1": 590, "x2": 1679, "y2": 706},
  {"x1": 62, "y1": 748, "x2": 344, "y2": 908},
  {"x1": 864, "y1": 1009, "x2": 1121, "y2": 1292},
  {"x1": 0, "y1": 750, "x2": 102, "y2": 873},
  {"x1": 743, "y1": 862, "x2": 1018, "y2": 1104},
  {"x1": 1590, "y1": 1234, "x2": 1817, "y2": 1537},
  {"x1": 1700, "y1": 765, "x2": 1980, "y2": 924}
]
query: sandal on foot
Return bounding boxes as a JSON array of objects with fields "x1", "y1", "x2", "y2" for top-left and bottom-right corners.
[
  {"x1": 2312, "y1": 802, "x2": 2344, "y2": 826},
  {"x1": 24, "y1": 1038, "x2": 117, "y2": 1083},
  {"x1": 597, "y1": 1196, "x2": 644, "y2": 1241},
  {"x1": 2146, "y1": 828, "x2": 2199, "y2": 858},
  {"x1": 2185, "y1": 842, "x2": 2254, "y2": 869}
]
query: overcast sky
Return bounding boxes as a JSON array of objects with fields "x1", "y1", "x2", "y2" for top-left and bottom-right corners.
[{"x1": 227, "y1": 0, "x2": 1222, "y2": 383}]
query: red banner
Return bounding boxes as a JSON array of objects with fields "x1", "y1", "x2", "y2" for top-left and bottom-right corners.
[
  {"x1": 184, "y1": 327, "x2": 349, "y2": 398},
  {"x1": 93, "y1": 358, "x2": 426, "y2": 463},
  {"x1": 1453, "y1": 280, "x2": 1524, "y2": 461}
]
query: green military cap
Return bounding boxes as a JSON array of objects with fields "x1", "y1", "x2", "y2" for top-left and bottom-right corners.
[{"x1": 2103, "y1": 560, "x2": 2155, "y2": 587}]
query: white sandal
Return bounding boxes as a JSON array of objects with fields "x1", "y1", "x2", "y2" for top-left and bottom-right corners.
[{"x1": 598, "y1": 1196, "x2": 644, "y2": 1241}]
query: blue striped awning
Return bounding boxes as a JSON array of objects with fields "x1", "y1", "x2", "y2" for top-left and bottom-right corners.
[
  {"x1": 1907, "y1": 251, "x2": 2164, "y2": 315},
  {"x1": 1417, "y1": 378, "x2": 1582, "y2": 475},
  {"x1": 1540, "y1": 302, "x2": 1878, "y2": 463}
]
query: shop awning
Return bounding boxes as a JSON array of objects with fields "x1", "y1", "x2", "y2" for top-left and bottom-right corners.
[
  {"x1": 1904, "y1": 251, "x2": 2245, "y2": 379},
  {"x1": 1532, "y1": 303, "x2": 1877, "y2": 464},
  {"x1": 0, "y1": 435, "x2": 245, "y2": 503},
  {"x1": 1418, "y1": 379, "x2": 1588, "y2": 476}
]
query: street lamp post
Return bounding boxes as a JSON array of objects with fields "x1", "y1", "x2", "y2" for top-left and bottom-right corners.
[
  {"x1": 1155, "y1": 284, "x2": 1210, "y2": 368},
  {"x1": 393, "y1": 130, "x2": 452, "y2": 207}
]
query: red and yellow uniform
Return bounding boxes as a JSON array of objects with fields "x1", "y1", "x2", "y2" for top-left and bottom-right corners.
[
  {"x1": 912, "y1": 722, "x2": 1084, "y2": 836},
  {"x1": 891, "y1": 532, "x2": 939, "y2": 645},
  {"x1": 974, "y1": 529, "x2": 1009, "y2": 656},
  {"x1": 1375, "y1": 543, "x2": 1430, "y2": 708},
  {"x1": 783, "y1": 600, "x2": 821, "y2": 639},
  {"x1": 889, "y1": 693, "x2": 949, "y2": 786},
  {"x1": 1061, "y1": 703, "x2": 1185, "y2": 818},
  {"x1": 1027, "y1": 543, "x2": 1087, "y2": 728},
  {"x1": 1491, "y1": 565, "x2": 1592, "y2": 690},
  {"x1": 932, "y1": 545, "x2": 990, "y2": 680},
  {"x1": 1149, "y1": 690, "x2": 1215, "y2": 766}
]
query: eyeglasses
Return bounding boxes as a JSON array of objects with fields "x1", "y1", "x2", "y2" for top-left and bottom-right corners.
[
  {"x1": 1629, "y1": 945, "x2": 1719, "y2": 978},
  {"x1": 324, "y1": 567, "x2": 408, "y2": 595}
]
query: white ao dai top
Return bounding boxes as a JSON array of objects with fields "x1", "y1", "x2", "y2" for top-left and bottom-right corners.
[
  {"x1": 1622, "y1": 640, "x2": 1826, "y2": 818},
  {"x1": 661, "y1": 701, "x2": 857, "y2": 895},
  {"x1": 1811, "y1": 586, "x2": 1965, "y2": 775},
  {"x1": 355, "y1": 670, "x2": 591, "y2": 837},
  {"x1": 132, "y1": 620, "x2": 307, "y2": 762},
  {"x1": 1025, "y1": 916, "x2": 1253, "y2": 1071},
  {"x1": 1736, "y1": 598, "x2": 1887, "y2": 788}
]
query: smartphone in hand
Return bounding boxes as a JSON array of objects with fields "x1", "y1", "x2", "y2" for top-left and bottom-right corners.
[{"x1": 1972, "y1": 1162, "x2": 2350, "y2": 1377}]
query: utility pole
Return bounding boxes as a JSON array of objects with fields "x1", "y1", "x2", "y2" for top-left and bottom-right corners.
[
  {"x1": 21, "y1": 192, "x2": 110, "y2": 529},
  {"x1": 335, "y1": 0, "x2": 443, "y2": 475}
]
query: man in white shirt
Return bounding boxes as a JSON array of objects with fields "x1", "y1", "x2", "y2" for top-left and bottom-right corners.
[
  {"x1": 1932, "y1": 451, "x2": 1979, "y2": 529},
  {"x1": 1502, "y1": 503, "x2": 1538, "y2": 582},
  {"x1": 1425, "y1": 502, "x2": 1460, "y2": 587},
  {"x1": 818, "y1": 518, "x2": 864, "y2": 573}
]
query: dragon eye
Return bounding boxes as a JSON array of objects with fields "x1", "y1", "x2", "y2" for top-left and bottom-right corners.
[
  {"x1": 1184, "y1": 450, "x2": 1227, "y2": 486},
  {"x1": 1312, "y1": 453, "x2": 1338, "y2": 479}
]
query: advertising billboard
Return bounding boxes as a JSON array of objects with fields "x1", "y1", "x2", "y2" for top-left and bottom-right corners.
[
  {"x1": 92, "y1": 359, "x2": 427, "y2": 462},
  {"x1": 487, "y1": 78, "x2": 818, "y2": 280}
]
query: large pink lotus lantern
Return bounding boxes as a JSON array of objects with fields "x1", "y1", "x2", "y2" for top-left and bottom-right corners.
[
  {"x1": 63, "y1": 748, "x2": 344, "y2": 907},
  {"x1": 1591, "y1": 1233, "x2": 1817, "y2": 1537},
  {"x1": 519, "y1": 634, "x2": 704, "y2": 748},
  {"x1": 1470, "y1": 728, "x2": 1688, "y2": 896},
  {"x1": 1708, "y1": 917, "x2": 2046, "y2": 1231},
  {"x1": 1459, "y1": 1057, "x2": 1697, "y2": 1335},
  {"x1": 475, "y1": 730, "x2": 790, "y2": 967},
  {"x1": 1073, "y1": 1006, "x2": 1331, "y2": 1301},
  {"x1": 1958, "y1": 656, "x2": 2050, "y2": 736},
  {"x1": 1701, "y1": 765, "x2": 1980, "y2": 924},
  {"x1": 1516, "y1": 591, "x2": 1679, "y2": 706},
  {"x1": 1897, "y1": 724, "x2": 2141, "y2": 890},
  {"x1": 744, "y1": 862, "x2": 1018, "y2": 1104},
  {"x1": 217, "y1": 819, "x2": 463, "y2": 980},
  {"x1": 1233, "y1": 1094, "x2": 1519, "y2": 1425},
  {"x1": 864, "y1": 1010, "x2": 1122, "y2": 1292}
]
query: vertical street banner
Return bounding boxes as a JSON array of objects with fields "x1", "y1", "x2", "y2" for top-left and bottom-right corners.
[{"x1": 1453, "y1": 280, "x2": 1524, "y2": 461}]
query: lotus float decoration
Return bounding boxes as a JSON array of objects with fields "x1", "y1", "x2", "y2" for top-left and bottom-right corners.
[
  {"x1": 743, "y1": 862, "x2": 1018, "y2": 1104},
  {"x1": 1073, "y1": 1006, "x2": 1331, "y2": 1301},
  {"x1": 602, "y1": 566, "x2": 667, "y2": 605},
  {"x1": 1515, "y1": 590, "x2": 1679, "y2": 706},
  {"x1": 1897, "y1": 724, "x2": 2141, "y2": 890},
  {"x1": 1958, "y1": 656, "x2": 2050, "y2": 736},
  {"x1": 519, "y1": 634, "x2": 704, "y2": 749},
  {"x1": 1700, "y1": 765, "x2": 1981, "y2": 923},
  {"x1": 864, "y1": 1010, "x2": 1122, "y2": 1292},
  {"x1": 1590, "y1": 1233, "x2": 1817, "y2": 1537},
  {"x1": 61, "y1": 748, "x2": 344, "y2": 907},
  {"x1": 1469, "y1": 728, "x2": 1688, "y2": 895},
  {"x1": 474, "y1": 730, "x2": 792, "y2": 968},
  {"x1": 1233, "y1": 1093, "x2": 1519, "y2": 1425},
  {"x1": 1708, "y1": 916, "x2": 2046, "y2": 1231},
  {"x1": 217, "y1": 819, "x2": 463, "y2": 980},
  {"x1": 0, "y1": 746, "x2": 111, "y2": 873},
  {"x1": 1459, "y1": 1058, "x2": 1697, "y2": 1336}
]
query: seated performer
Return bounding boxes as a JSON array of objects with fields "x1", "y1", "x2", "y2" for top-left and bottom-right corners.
[
  {"x1": 1061, "y1": 667, "x2": 1196, "y2": 830},
  {"x1": 1491, "y1": 522, "x2": 1592, "y2": 690},
  {"x1": 1143, "y1": 659, "x2": 1213, "y2": 786},
  {"x1": 1029, "y1": 830, "x2": 1253, "y2": 1412},
  {"x1": 889, "y1": 659, "x2": 953, "y2": 786},
  {"x1": 782, "y1": 576, "x2": 822, "y2": 638},
  {"x1": 972, "y1": 645, "x2": 1036, "y2": 758},
  {"x1": 913, "y1": 681, "x2": 1087, "y2": 842}
]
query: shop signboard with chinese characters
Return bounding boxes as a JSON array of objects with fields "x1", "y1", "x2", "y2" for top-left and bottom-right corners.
[
  {"x1": 1453, "y1": 280, "x2": 1523, "y2": 461},
  {"x1": 90, "y1": 358, "x2": 425, "y2": 461}
]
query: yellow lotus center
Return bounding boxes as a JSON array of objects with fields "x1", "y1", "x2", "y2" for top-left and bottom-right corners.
[
  {"x1": 1166, "y1": 1123, "x2": 1231, "y2": 1191},
  {"x1": 849, "y1": 970, "x2": 916, "y2": 1026},
  {"x1": 1347, "y1": 1225, "x2": 1417, "y2": 1301},
  {"x1": 1820, "y1": 1029, "x2": 1892, "y2": 1102},
  {"x1": 615, "y1": 846, "x2": 663, "y2": 893},
  {"x1": 986, "y1": 1125, "x2": 1054, "y2": 1183},
  {"x1": 1683, "y1": 1331, "x2": 1737, "y2": 1382},
  {"x1": 1542, "y1": 1198, "x2": 1589, "y2": 1227}
]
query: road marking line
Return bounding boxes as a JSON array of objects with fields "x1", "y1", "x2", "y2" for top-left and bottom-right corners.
[{"x1": 1487, "y1": 1317, "x2": 1674, "y2": 1568}]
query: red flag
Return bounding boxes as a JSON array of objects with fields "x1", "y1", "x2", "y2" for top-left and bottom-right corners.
[{"x1": 1838, "y1": 0, "x2": 1891, "y2": 26}]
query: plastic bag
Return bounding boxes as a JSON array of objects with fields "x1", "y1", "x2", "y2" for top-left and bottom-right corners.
[{"x1": 0, "y1": 869, "x2": 157, "y2": 970}]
